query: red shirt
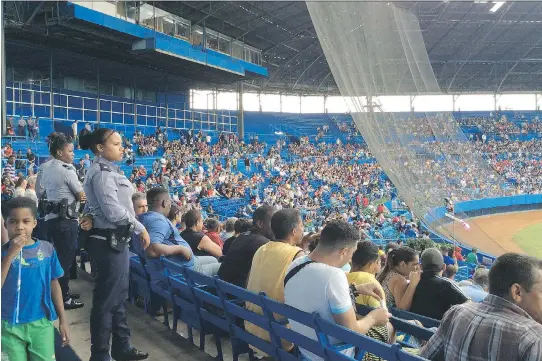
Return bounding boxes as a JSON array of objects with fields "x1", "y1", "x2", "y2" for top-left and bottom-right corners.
[{"x1": 206, "y1": 231, "x2": 224, "y2": 249}]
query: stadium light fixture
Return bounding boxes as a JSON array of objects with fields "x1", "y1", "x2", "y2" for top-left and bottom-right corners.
[{"x1": 489, "y1": 1, "x2": 505, "y2": 13}]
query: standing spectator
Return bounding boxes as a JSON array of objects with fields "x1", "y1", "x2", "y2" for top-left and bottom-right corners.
[
  {"x1": 152, "y1": 158, "x2": 160, "y2": 174},
  {"x1": 420, "y1": 253, "x2": 542, "y2": 361},
  {"x1": 218, "y1": 206, "x2": 275, "y2": 287},
  {"x1": 466, "y1": 247, "x2": 479, "y2": 265},
  {"x1": 82, "y1": 154, "x2": 91, "y2": 169},
  {"x1": 453, "y1": 246, "x2": 465, "y2": 262},
  {"x1": 441, "y1": 245, "x2": 456, "y2": 266},
  {"x1": 1, "y1": 197, "x2": 71, "y2": 361},
  {"x1": 410, "y1": 248, "x2": 469, "y2": 320},
  {"x1": 27, "y1": 117, "x2": 36, "y2": 140},
  {"x1": 17, "y1": 117, "x2": 27, "y2": 137},
  {"x1": 377, "y1": 246, "x2": 420, "y2": 309},
  {"x1": 245, "y1": 209, "x2": 305, "y2": 354},
  {"x1": 460, "y1": 268, "x2": 489, "y2": 303},
  {"x1": 284, "y1": 220, "x2": 390, "y2": 361}
]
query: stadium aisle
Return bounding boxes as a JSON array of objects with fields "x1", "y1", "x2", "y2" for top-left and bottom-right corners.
[{"x1": 64, "y1": 270, "x2": 228, "y2": 361}]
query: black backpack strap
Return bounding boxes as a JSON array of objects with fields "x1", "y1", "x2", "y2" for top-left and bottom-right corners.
[{"x1": 284, "y1": 260, "x2": 315, "y2": 287}]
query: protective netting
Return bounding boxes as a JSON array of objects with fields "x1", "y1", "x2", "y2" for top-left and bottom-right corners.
[{"x1": 307, "y1": 2, "x2": 514, "y2": 246}]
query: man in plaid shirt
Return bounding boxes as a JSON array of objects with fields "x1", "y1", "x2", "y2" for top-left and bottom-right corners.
[{"x1": 420, "y1": 253, "x2": 542, "y2": 361}]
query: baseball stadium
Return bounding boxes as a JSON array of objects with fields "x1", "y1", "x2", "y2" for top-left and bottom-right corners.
[{"x1": 1, "y1": 1, "x2": 542, "y2": 361}]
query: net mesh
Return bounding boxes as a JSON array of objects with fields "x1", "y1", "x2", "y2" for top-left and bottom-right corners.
[{"x1": 307, "y1": 2, "x2": 514, "y2": 247}]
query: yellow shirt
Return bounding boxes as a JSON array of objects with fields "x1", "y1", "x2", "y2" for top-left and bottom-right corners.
[
  {"x1": 346, "y1": 271, "x2": 383, "y2": 308},
  {"x1": 245, "y1": 242, "x2": 302, "y2": 353}
]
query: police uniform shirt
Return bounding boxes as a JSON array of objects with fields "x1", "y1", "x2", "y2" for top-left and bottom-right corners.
[
  {"x1": 36, "y1": 159, "x2": 83, "y2": 221},
  {"x1": 83, "y1": 155, "x2": 145, "y2": 233}
]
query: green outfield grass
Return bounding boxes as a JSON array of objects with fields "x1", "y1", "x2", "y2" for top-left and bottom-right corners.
[{"x1": 513, "y1": 222, "x2": 542, "y2": 259}]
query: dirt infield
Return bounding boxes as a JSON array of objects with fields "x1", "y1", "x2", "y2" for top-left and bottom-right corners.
[{"x1": 436, "y1": 210, "x2": 542, "y2": 257}]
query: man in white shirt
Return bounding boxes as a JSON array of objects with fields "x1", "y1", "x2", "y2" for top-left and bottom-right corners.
[{"x1": 284, "y1": 220, "x2": 390, "y2": 361}]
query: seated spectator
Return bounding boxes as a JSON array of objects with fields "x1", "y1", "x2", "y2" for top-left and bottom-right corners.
[
  {"x1": 284, "y1": 220, "x2": 390, "y2": 361},
  {"x1": 410, "y1": 248, "x2": 469, "y2": 320},
  {"x1": 220, "y1": 217, "x2": 237, "y2": 240},
  {"x1": 218, "y1": 206, "x2": 275, "y2": 287},
  {"x1": 168, "y1": 203, "x2": 181, "y2": 228},
  {"x1": 460, "y1": 268, "x2": 489, "y2": 303},
  {"x1": 137, "y1": 187, "x2": 219, "y2": 276},
  {"x1": 132, "y1": 192, "x2": 148, "y2": 216},
  {"x1": 466, "y1": 247, "x2": 479, "y2": 265},
  {"x1": 420, "y1": 253, "x2": 542, "y2": 361},
  {"x1": 377, "y1": 246, "x2": 420, "y2": 310},
  {"x1": 444, "y1": 264, "x2": 458, "y2": 281},
  {"x1": 181, "y1": 210, "x2": 222, "y2": 259},
  {"x1": 12, "y1": 176, "x2": 27, "y2": 198},
  {"x1": 245, "y1": 209, "x2": 305, "y2": 354},
  {"x1": 222, "y1": 218, "x2": 252, "y2": 255},
  {"x1": 348, "y1": 241, "x2": 384, "y2": 308},
  {"x1": 205, "y1": 218, "x2": 224, "y2": 249},
  {"x1": 24, "y1": 175, "x2": 38, "y2": 206}
]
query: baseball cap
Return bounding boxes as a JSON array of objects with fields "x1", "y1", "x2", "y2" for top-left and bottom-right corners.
[{"x1": 421, "y1": 248, "x2": 444, "y2": 272}]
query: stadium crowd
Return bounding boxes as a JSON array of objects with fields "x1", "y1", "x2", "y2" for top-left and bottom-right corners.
[{"x1": 2, "y1": 115, "x2": 542, "y2": 361}]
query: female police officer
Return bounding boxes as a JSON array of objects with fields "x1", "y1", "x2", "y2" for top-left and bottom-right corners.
[
  {"x1": 36, "y1": 132, "x2": 91, "y2": 310},
  {"x1": 80, "y1": 128, "x2": 150, "y2": 361}
]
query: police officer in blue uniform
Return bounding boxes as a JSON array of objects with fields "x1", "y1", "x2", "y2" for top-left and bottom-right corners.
[
  {"x1": 80, "y1": 128, "x2": 150, "y2": 361},
  {"x1": 36, "y1": 132, "x2": 92, "y2": 310}
]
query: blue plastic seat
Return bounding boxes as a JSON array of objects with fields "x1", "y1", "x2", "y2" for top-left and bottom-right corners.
[
  {"x1": 259, "y1": 296, "x2": 326, "y2": 361},
  {"x1": 128, "y1": 257, "x2": 151, "y2": 313},
  {"x1": 162, "y1": 259, "x2": 224, "y2": 360},
  {"x1": 184, "y1": 268, "x2": 254, "y2": 361},
  {"x1": 215, "y1": 279, "x2": 280, "y2": 360},
  {"x1": 142, "y1": 258, "x2": 171, "y2": 328},
  {"x1": 313, "y1": 314, "x2": 397, "y2": 361}
]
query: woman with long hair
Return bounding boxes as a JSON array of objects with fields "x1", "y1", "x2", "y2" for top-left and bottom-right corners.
[
  {"x1": 80, "y1": 128, "x2": 150, "y2": 361},
  {"x1": 377, "y1": 246, "x2": 421, "y2": 310}
]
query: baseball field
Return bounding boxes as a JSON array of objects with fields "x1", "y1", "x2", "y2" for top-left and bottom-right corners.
[{"x1": 437, "y1": 210, "x2": 542, "y2": 259}]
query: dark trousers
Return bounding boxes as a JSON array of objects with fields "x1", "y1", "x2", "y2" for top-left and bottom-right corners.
[
  {"x1": 87, "y1": 237, "x2": 131, "y2": 361},
  {"x1": 46, "y1": 218, "x2": 78, "y2": 302}
]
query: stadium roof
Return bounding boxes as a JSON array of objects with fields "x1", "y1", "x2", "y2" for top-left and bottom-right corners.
[
  {"x1": 156, "y1": 1, "x2": 542, "y2": 94},
  {"x1": 4, "y1": 1, "x2": 542, "y2": 95}
]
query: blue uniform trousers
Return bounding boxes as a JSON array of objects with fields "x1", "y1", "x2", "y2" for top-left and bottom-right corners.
[
  {"x1": 46, "y1": 218, "x2": 78, "y2": 302},
  {"x1": 88, "y1": 237, "x2": 131, "y2": 361}
]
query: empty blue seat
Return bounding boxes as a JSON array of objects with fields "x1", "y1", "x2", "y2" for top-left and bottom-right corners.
[{"x1": 162, "y1": 259, "x2": 224, "y2": 360}]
